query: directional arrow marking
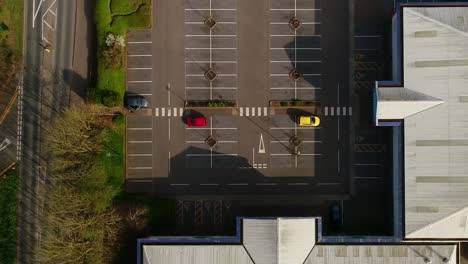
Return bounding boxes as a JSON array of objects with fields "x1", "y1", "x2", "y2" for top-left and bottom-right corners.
[{"x1": 258, "y1": 133, "x2": 265, "y2": 154}]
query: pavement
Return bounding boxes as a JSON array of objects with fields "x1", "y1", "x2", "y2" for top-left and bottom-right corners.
[
  {"x1": 125, "y1": 0, "x2": 353, "y2": 200},
  {"x1": 18, "y1": 0, "x2": 85, "y2": 262}
]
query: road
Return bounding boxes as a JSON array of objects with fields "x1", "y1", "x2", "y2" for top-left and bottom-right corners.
[{"x1": 17, "y1": 0, "x2": 77, "y2": 262}]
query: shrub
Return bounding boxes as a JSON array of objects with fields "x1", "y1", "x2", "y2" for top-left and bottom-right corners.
[
  {"x1": 101, "y1": 90, "x2": 121, "y2": 107},
  {"x1": 102, "y1": 44, "x2": 122, "y2": 69}
]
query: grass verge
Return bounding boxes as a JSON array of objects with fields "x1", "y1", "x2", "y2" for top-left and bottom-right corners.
[
  {"x1": 94, "y1": 0, "x2": 151, "y2": 105},
  {"x1": 0, "y1": 0, "x2": 23, "y2": 54},
  {"x1": 0, "y1": 169, "x2": 18, "y2": 264}
]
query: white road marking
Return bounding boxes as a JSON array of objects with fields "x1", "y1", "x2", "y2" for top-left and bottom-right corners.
[
  {"x1": 288, "y1": 183, "x2": 309, "y2": 186},
  {"x1": 128, "y1": 167, "x2": 152, "y2": 169},
  {"x1": 271, "y1": 60, "x2": 321, "y2": 63},
  {"x1": 155, "y1": 108, "x2": 159, "y2": 116},
  {"x1": 324, "y1": 106, "x2": 328, "y2": 116},
  {"x1": 270, "y1": 8, "x2": 320, "y2": 11},
  {"x1": 186, "y1": 154, "x2": 238, "y2": 157},
  {"x1": 200, "y1": 183, "x2": 220, "y2": 186},
  {"x1": 173, "y1": 107, "x2": 177, "y2": 116},
  {"x1": 228, "y1": 183, "x2": 248, "y2": 186},
  {"x1": 246, "y1": 107, "x2": 250, "y2": 116},
  {"x1": 128, "y1": 141, "x2": 152, "y2": 143},
  {"x1": 270, "y1": 127, "x2": 320, "y2": 130},
  {"x1": 128, "y1": 54, "x2": 152, "y2": 57},
  {"x1": 270, "y1": 22, "x2": 321, "y2": 25},
  {"x1": 258, "y1": 134, "x2": 265, "y2": 154},
  {"x1": 270, "y1": 34, "x2": 321, "y2": 37},
  {"x1": 185, "y1": 35, "x2": 236, "y2": 37},
  {"x1": 186, "y1": 87, "x2": 237, "y2": 90},
  {"x1": 185, "y1": 47, "x2": 236, "y2": 50},
  {"x1": 271, "y1": 140, "x2": 322, "y2": 143},
  {"x1": 170, "y1": 183, "x2": 190, "y2": 186},
  {"x1": 264, "y1": 107, "x2": 268, "y2": 116},
  {"x1": 251, "y1": 107, "x2": 255, "y2": 116},
  {"x1": 128, "y1": 80, "x2": 152, "y2": 83},
  {"x1": 128, "y1": 154, "x2": 152, "y2": 157},
  {"x1": 270, "y1": 47, "x2": 321, "y2": 50},
  {"x1": 330, "y1": 107, "x2": 334, "y2": 116},
  {"x1": 179, "y1": 108, "x2": 183, "y2": 116},
  {"x1": 343, "y1": 106, "x2": 347, "y2": 116},
  {"x1": 185, "y1": 61, "x2": 236, "y2": 63},
  {"x1": 349, "y1": 106, "x2": 353, "y2": 116},
  {"x1": 185, "y1": 8, "x2": 236, "y2": 11},
  {"x1": 161, "y1": 108, "x2": 165, "y2": 117},
  {"x1": 240, "y1": 107, "x2": 243, "y2": 116},
  {"x1": 128, "y1": 68, "x2": 152, "y2": 70},
  {"x1": 186, "y1": 127, "x2": 236, "y2": 130},
  {"x1": 270, "y1": 87, "x2": 321, "y2": 90},
  {"x1": 167, "y1": 108, "x2": 171, "y2": 117},
  {"x1": 168, "y1": 119, "x2": 171, "y2": 140},
  {"x1": 256, "y1": 183, "x2": 277, "y2": 186},
  {"x1": 337, "y1": 106, "x2": 341, "y2": 116},
  {"x1": 128, "y1": 41, "x2": 152, "y2": 44},
  {"x1": 127, "y1": 127, "x2": 152, "y2": 130}
]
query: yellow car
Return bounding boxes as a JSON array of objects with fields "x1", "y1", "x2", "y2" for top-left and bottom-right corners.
[{"x1": 299, "y1": 116, "x2": 320, "y2": 127}]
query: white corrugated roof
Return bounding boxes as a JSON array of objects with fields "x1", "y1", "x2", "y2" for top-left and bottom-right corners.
[{"x1": 402, "y1": 6, "x2": 468, "y2": 238}]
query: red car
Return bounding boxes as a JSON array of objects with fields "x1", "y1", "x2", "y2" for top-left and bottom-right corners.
[{"x1": 187, "y1": 117, "x2": 207, "y2": 127}]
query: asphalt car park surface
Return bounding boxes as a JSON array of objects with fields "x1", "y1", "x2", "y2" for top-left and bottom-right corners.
[{"x1": 125, "y1": 0, "x2": 352, "y2": 198}]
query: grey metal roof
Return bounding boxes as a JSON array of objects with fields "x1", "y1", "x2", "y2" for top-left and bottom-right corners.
[
  {"x1": 141, "y1": 218, "x2": 458, "y2": 263},
  {"x1": 402, "y1": 7, "x2": 468, "y2": 238}
]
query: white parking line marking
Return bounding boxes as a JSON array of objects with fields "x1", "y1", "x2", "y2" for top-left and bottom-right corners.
[
  {"x1": 128, "y1": 68, "x2": 152, "y2": 70},
  {"x1": 264, "y1": 107, "x2": 268, "y2": 116},
  {"x1": 257, "y1": 107, "x2": 261, "y2": 116},
  {"x1": 185, "y1": 21, "x2": 236, "y2": 24},
  {"x1": 128, "y1": 127, "x2": 152, "y2": 130},
  {"x1": 185, "y1": 61, "x2": 236, "y2": 63},
  {"x1": 128, "y1": 41, "x2": 152, "y2": 44},
  {"x1": 186, "y1": 87, "x2": 237, "y2": 90},
  {"x1": 270, "y1": 22, "x2": 321, "y2": 25},
  {"x1": 246, "y1": 107, "x2": 250, "y2": 116},
  {"x1": 270, "y1": 87, "x2": 321, "y2": 90},
  {"x1": 271, "y1": 60, "x2": 321, "y2": 63},
  {"x1": 251, "y1": 107, "x2": 255, "y2": 116},
  {"x1": 186, "y1": 154, "x2": 238, "y2": 157},
  {"x1": 179, "y1": 108, "x2": 183, "y2": 116},
  {"x1": 128, "y1": 154, "x2": 152, "y2": 157},
  {"x1": 128, "y1": 54, "x2": 152, "y2": 57},
  {"x1": 167, "y1": 108, "x2": 171, "y2": 117},
  {"x1": 128, "y1": 80, "x2": 152, "y2": 83},
  {"x1": 185, "y1": 35, "x2": 236, "y2": 37},
  {"x1": 186, "y1": 127, "x2": 236, "y2": 130},
  {"x1": 173, "y1": 107, "x2": 177, "y2": 116},
  {"x1": 240, "y1": 107, "x2": 243, "y2": 116},
  {"x1": 185, "y1": 8, "x2": 236, "y2": 11},
  {"x1": 128, "y1": 141, "x2": 152, "y2": 143},
  {"x1": 128, "y1": 167, "x2": 152, "y2": 169},
  {"x1": 270, "y1": 127, "x2": 320, "y2": 130},
  {"x1": 270, "y1": 8, "x2": 320, "y2": 11},
  {"x1": 161, "y1": 108, "x2": 165, "y2": 116},
  {"x1": 270, "y1": 47, "x2": 321, "y2": 50},
  {"x1": 270, "y1": 34, "x2": 321, "y2": 37},
  {"x1": 185, "y1": 47, "x2": 236, "y2": 50},
  {"x1": 155, "y1": 108, "x2": 159, "y2": 116}
]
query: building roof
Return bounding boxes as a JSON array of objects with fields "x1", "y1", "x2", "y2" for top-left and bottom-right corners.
[
  {"x1": 398, "y1": 6, "x2": 468, "y2": 238},
  {"x1": 140, "y1": 218, "x2": 458, "y2": 264}
]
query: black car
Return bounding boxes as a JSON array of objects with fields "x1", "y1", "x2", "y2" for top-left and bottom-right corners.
[{"x1": 125, "y1": 95, "x2": 149, "y2": 111}]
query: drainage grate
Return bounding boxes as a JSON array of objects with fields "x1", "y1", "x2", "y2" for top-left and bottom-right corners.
[
  {"x1": 205, "y1": 68, "x2": 217, "y2": 81},
  {"x1": 289, "y1": 68, "x2": 303, "y2": 81},
  {"x1": 204, "y1": 16, "x2": 217, "y2": 29},
  {"x1": 289, "y1": 17, "x2": 302, "y2": 30}
]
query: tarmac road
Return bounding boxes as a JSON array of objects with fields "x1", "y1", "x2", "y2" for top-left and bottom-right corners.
[{"x1": 18, "y1": 0, "x2": 77, "y2": 262}]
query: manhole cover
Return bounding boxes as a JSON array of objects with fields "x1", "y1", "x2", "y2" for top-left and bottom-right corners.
[
  {"x1": 289, "y1": 135, "x2": 302, "y2": 147},
  {"x1": 205, "y1": 135, "x2": 218, "y2": 148},
  {"x1": 289, "y1": 68, "x2": 303, "y2": 81},
  {"x1": 204, "y1": 16, "x2": 217, "y2": 29},
  {"x1": 289, "y1": 17, "x2": 302, "y2": 30},
  {"x1": 205, "y1": 68, "x2": 217, "y2": 81}
]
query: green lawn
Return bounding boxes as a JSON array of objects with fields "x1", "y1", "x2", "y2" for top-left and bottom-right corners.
[
  {"x1": 0, "y1": 170, "x2": 18, "y2": 264},
  {"x1": 99, "y1": 114, "x2": 126, "y2": 194},
  {"x1": 94, "y1": 0, "x2": 151, "y2": 105},
  {"x1": 0, "y1": 0, "x2": 23, "y2": 54}
]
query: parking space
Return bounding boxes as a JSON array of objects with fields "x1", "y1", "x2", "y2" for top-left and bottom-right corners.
[
  {"x1": 126, "y1": 116, "x2": 153, "y2": 180},
  {"x1": 269, "y1": 115, "x2": 321, "y2": 168},
  {"x1": 126, "y1": 30, "x2": 153, "y2": 101},
  {"x1": 185, "y1": 116, "x2": 239, "y2": 168},
  {"x1": 184, "y1": 0, "x2": 238, "y2": 101},
  {"x1": 270, "y1": 0, "x2": 322, "y2": 100}
]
